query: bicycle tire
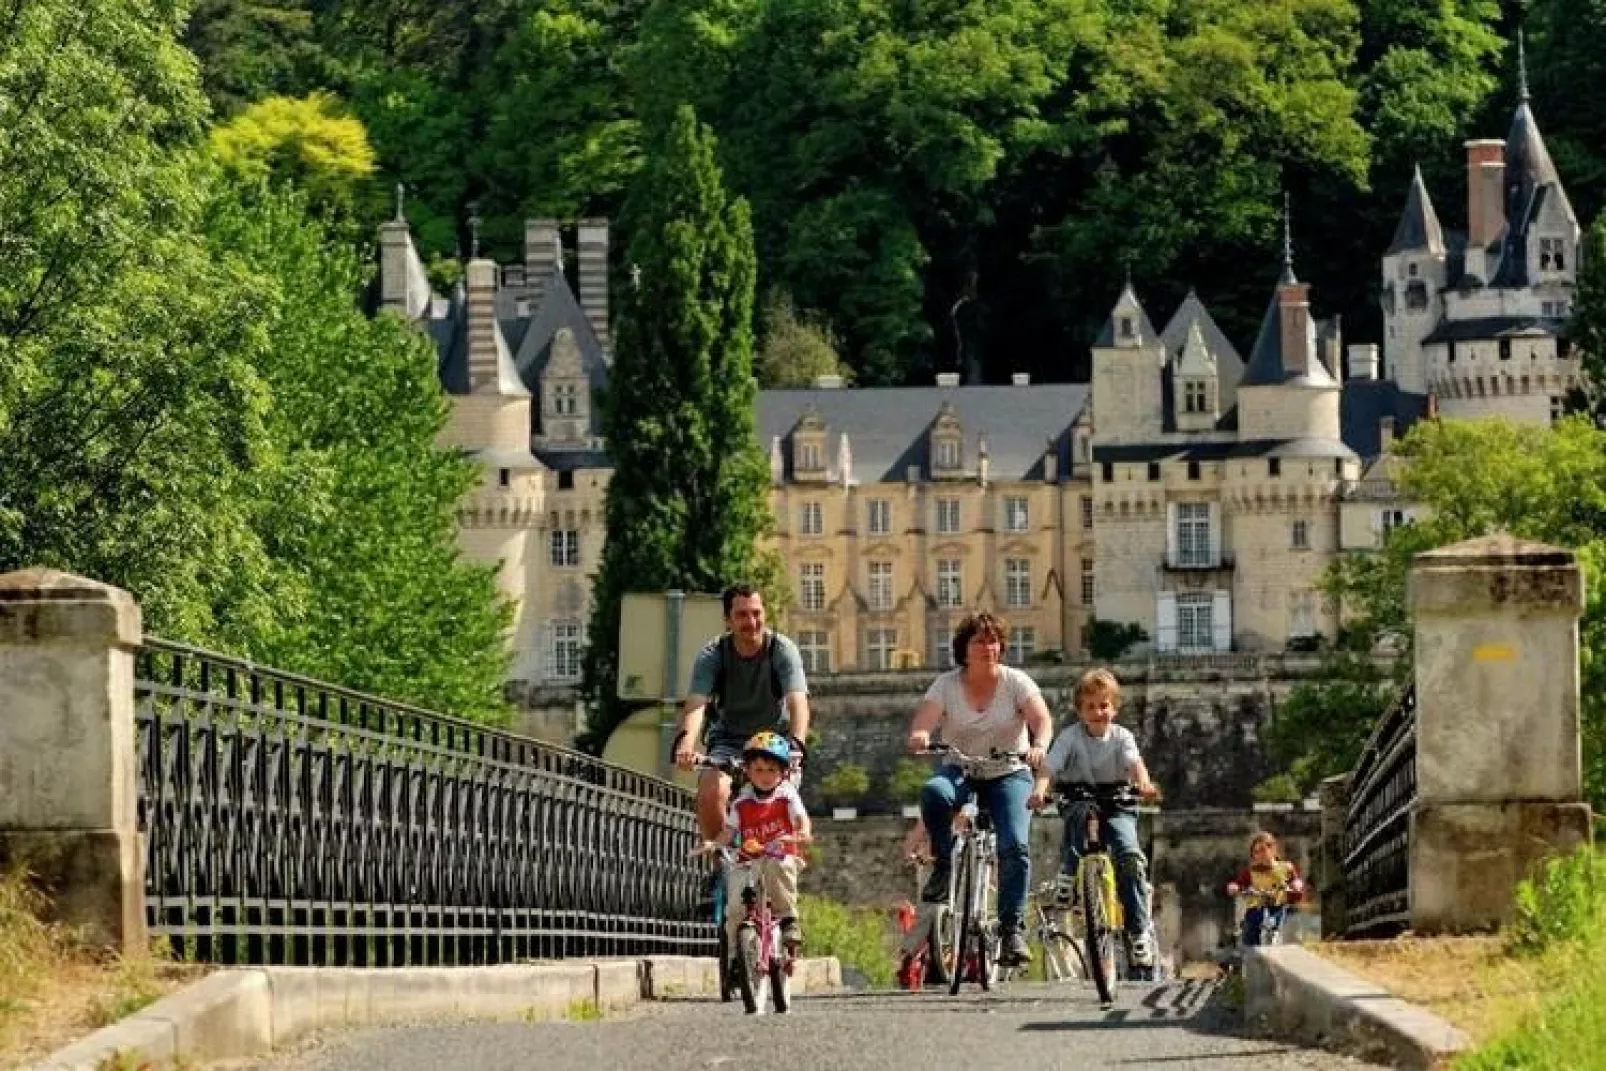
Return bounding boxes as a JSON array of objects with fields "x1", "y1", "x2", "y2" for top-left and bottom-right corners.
[
  {"x1": 949, "y1": 845, "x2": 976, "y2": 996},
  {"x1": 1080, "y1": 856, "x2": 1116, "y2": 1006},
  {"x1": 926, "y1": 907, "x2": 952, "y2": 985},
  {"x1": 1043, "y1": 930, "x2": 1086, "y2": 983},
  {"x1": 716, "y1": 928, "x2": 733, "y2": 1002},
  {"x1": 769, "y1": 950, "x2": 791, "y2": 1013},
  {"x1": 735, "y1": 924, "x2": 763, "y2": 1014},
  {"x1": 976, "y1": 851, "x2": 996, "y2": 992}
]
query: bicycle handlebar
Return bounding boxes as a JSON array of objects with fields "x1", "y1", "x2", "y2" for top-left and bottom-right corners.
[
  {"x1": 1051, "y1": 782, "x2": 1144, "y2": 808},
  {"x1": 914, "y1": 744, "x2": 1027, "y2": 768}
]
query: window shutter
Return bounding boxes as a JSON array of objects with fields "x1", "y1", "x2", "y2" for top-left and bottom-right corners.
[
  {"x1": 541, "y1": 622, "x2": 554, "y2": 681},
  {"x1": 1156, "y1": 593, "x2": 1178, "y2": 653},
  {"x1": 1211, "y1": 590, "x2": 1232, "y2": 652},
  {"x1": 1207, "y1": 502, "x2": 1221, "y2": 566},
  {"x1": 1165, "y1": 502, "x2": 1178, "y2": 566}
]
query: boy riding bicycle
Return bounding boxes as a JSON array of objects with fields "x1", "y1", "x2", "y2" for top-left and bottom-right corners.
[
  {"x1": 701, "y1": 732, "x2": 813, "y2": 954},
  {"x1": 1027, "y1": 668, "x2": 1161, "y2": 969}
]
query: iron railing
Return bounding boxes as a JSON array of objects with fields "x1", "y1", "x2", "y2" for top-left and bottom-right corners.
[
  {"x1": 1341, "y1": 682, "x2": 1417, "y2": 937},
  {"x1": 133, "y1": 638, "x2": 711, "y2": 966}
]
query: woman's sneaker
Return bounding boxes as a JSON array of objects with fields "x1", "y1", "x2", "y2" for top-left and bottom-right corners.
[{"x1": 998, "y1": 928, "x2": 1032, "y2": 966}]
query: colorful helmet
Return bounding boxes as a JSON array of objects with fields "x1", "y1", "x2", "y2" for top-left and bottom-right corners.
[{"x1": 743, "y1": 731, "x2": 792, "y2": 767}]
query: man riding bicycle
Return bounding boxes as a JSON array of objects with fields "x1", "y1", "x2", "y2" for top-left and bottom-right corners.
[{"x1": 672, "y1": 583, "x2": 811, "y2": 843}]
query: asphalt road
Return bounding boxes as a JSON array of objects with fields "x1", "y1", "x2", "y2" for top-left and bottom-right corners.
[{"x1": 239, "y1": 980, "x2": 1384, "y2": 1071}]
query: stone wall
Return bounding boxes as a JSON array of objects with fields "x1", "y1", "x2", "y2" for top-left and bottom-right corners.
[
  {"x1": 802, "y1": 807, "x2": 1321, "y2": 964},
  {"x1": 801, "y1": 653, "x2": 1333, "y2": 814}
]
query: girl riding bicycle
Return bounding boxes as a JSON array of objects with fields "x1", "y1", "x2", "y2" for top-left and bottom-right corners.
[{"x1": 1226, "y1": 831, "x2": 1304, "y2": 947}]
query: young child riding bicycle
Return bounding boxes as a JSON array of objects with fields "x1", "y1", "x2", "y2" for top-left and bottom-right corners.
[
  {"x1": 1226, "y1": 831, "x2": 1304, "y2": 947},
  {"x1": 701, "y1": 732, "x2": 813, "y2": 955},
  {"x1": 1027, "y1": 667, "x2": 1161, "y2": 968}
]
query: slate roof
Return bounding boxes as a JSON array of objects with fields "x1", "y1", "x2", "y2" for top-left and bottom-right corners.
[
  {"x1": 1091, "y1": 437, "x2": 1357, "y2": 464},
  {"x1": 1488, "y1": 99, "x2": 1578, "y2": 289},
  {"x1": 1239, "y1": 282, "x2": 1339, "y2": 389},
  {"x1": 1422, "y1": 315, "x2": 1567, "y2": 344},
  {"x1": 1093, "y1": 283, "x2": 1162, "y2": 348},
  {"x1": 1387, "y1": 166, "x2": 1446, "y2": 257},
  {"x1": 756, "y1": 385, "x2": 1087, "y2": 483},
  {"x1": 1339, "y1": 381, "x2": 1432, "y2": 459},
  {"x1": 1160, "y1": 291, "x2": 1246, "y2": 417}
]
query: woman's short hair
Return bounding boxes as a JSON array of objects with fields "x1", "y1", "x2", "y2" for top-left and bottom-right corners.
[
  {"x1": 1073, "y1": 667, "x2": 1121, "y2": 708},
  {"x1": 951, "y1": 612, "x2": 1007, "y2": 667}
]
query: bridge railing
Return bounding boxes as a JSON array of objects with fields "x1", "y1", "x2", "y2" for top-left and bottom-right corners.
[
  {"x1": 133, "y1": 638, "x2": 710, "y2": 966},
  {"x1": 1338, "y1": 682, "x2": 1416, "y2": 937}
]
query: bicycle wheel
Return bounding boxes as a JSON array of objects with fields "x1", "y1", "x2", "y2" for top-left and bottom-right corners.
[
  {"x1": 716, "y1": 928, "x2": 733, "y2": 1002},
  {"x1": 769, "y1": 953, "x2": 791, "y2": 1014},
  {"x1": 976, "y1": 852, "x2": 997, "y2": 992},
  {"x1": 1043, "y1": 927, "x2": 1087, "y2": 983},
  {"x1": 1080, "y1": 856, "x2": 1116, "y2": 1006},
  {"x1": 735, "y1": 923, "x2": 764, "y2": 1014},
  {"x1": 949, "y1": 846, "x2": 976, "y2": 996}
]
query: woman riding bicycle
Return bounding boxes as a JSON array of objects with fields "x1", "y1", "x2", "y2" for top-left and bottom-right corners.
[{"x1": 905, "y1": 611, "x2": 1053, "y2": 967}]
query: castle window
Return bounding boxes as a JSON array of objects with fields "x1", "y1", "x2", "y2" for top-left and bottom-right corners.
[
  {"x1": 867, "y1": 498, "x2": 891, "y2": 536},
  {"x1": 549, "y1": 530, "x2": 580, "y2": 567},
  {"x1": 1291, "y1": 519, "x2": 1309, "y2": 550},
  {"x1": 1405, "y1": 281, "x2": 1428, "y2": 310},
  {"x1": 1268, "y1": 458, "x2": 1281, "y2": 478},
  {"x1": 799, "y1": 563, "x2": 826, "y2": 611},
  {"x1": 865, "y1": 628, "x2": 897, "y2": 671},
  {"x1": 1100, "y1": 462, "x2": 1114, "y2": 483},
  {"x1": 558, "y1": 470, "x2": 574, "y2": 490},
  {"x1": 800, "y1": 501, "x2": 823, "y2": 536},
  {"x1": 546, "y1": 620, "x2": 584, "y2": 682},
  {"x1": 797, "y1": 630, "x2": 830, "y2": 674},
  {"x1": 1080, "y1": 560, "x2": 1094, "y2": 606},
  {"x1": 1289, "y1": 592, "x2": 1317, "y2": 639},
  {"x1": 936, "y1": 439, "x2": 960, "y2": 470},
  {"x1": 498, "y1": 468, "x2": 511, "y2": 488},
  {"x1": 1499, "y1": 338, "x2": 1512, "y2": 361},
  {"x1": 1004, "y1": 496, "x2": 1029, "y2": 532},
  {"x1": 1174, "y1": 503, "x2": 1212, "y2": 568},
  {"x1": 868, "y1": 561, "x2": 894, "y2": 610},
  {"x1": 1408, "y1": 262, "x2": 1418, "y2": 277},
  {"x1": 1120, "y1": 317, "x2": 1134, "y2": 340},
  {"x1": 936, "y1": 497, "x2": 961, "y2": 534},
  {"x1": 799, "y1": 442, "x2": 822, "y2": 471},
  {"x1": 1176, "y1": 592, "x2": 1214, "y2": 652},
  {"x1": 1007, "y1": 627, "x2": 1036, "y2": 665},
  {"x1": 1187, "y1": 460, "x2": 1201, "y2": 481},
  {"x1": 1184, "y1": 380, "x2": 1209, "y2": 413},
  {"x1": 553, "y1": 384, "x2": 579, "y2": 415},
  {"x1": 1005, "y1": 559, "x2": 1032, "y2": 608},
  {"x1": 1081, "y1": 497, "x2": 1094, "y2": 529},
  {"x1": 1541, "y1": 237, "x2": 1567, "y2": 271},
  {"x1": 1146, "y1": 462, "x2": 1160, "y2": 482},
  {"x1": 937, "y1": 560, "x2": 964, "y2": 609}
]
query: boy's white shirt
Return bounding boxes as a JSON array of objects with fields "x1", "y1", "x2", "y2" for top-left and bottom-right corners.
[{"x1": 1044, "y1": 721, "x2": 1141, "y2": 783}]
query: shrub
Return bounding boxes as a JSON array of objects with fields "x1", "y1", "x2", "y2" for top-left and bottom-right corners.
[
  {"x1": 1251, "y1": 774, "x2": 1302, "y2": 804},
  {"x1": 1086, "y1": 619, "x2": 1147, "y2": 661},
  {"x1": 820, "y1": 763, "x2": 870, "y2": 806},
  {"x1": 1506, "y1": 845, "x2": 1606, "y2": 957},
  {"x1": 797, "y1": 895, "x2": 895, "y2": 987},
  {"x1": 886, "y1": 758, "x2": 931, "y2": 805}
]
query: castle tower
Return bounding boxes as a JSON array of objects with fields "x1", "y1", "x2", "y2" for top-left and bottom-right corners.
[
  {"x1": 1380, "y1": 165, "x2": 1448, "y2": 394},
  {"x1": 1089, "y1": 281, "x2": 1164, "y2": 445}
]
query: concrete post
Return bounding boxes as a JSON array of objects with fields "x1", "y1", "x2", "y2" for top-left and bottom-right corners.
[
  {"x1": 1317, "y1": 773, "x2": 1350, "y2": 938},
  {"x1": 1407, "y1": 534, "x2": 1592, "y2": 934},
  {"x1": 0, "y1": 568, "x2": 146, "y2": 953}
]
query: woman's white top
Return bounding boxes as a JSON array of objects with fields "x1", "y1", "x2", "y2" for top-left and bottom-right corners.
[{"x1": 923, "y1": 665, "x2": 1043, "y2": 777}]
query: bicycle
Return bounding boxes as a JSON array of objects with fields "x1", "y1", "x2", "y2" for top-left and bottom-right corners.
[
  {"x1": 691, "y1": 755, "x2": 746, "y2": 1004},
  {"x1": 697, "y1": 837, "x2": 801, "y2": 1015},
  {"x1": 1233, "y1": 884, "x2": 1295, "y2": 950},
  {"x1": 1048, "y1": 782, "x2": 1159, "y2": 1006},
  {"x1": 895, "y1": 856, "x2": 952, "y2": 990},
  {"x1": 1021, "y1": 879, "x2": 1089, "y2": 983},
  {"x1": 915, "y1": 743, "x2": 1024, "y2": 995}
]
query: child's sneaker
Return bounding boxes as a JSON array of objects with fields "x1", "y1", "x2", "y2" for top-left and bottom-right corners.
[{"x1": 780, "y1": 917, "x2": 803, "y2": 950}]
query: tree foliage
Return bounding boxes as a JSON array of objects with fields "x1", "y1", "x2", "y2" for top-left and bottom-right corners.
[
  {"x1": 209, "y1": 92, "x2": 378, "y2": 219},
  {"x1": 754, "y1": 291, "x2": 852, "y2": 389},
  {"x1": 580, "y1": 106, "x2": 784, "y2": 751}
]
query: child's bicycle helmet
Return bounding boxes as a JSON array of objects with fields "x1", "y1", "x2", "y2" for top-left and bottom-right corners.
[{"x1": 743, "y1": 731, "x2": 792, "y2": 767}]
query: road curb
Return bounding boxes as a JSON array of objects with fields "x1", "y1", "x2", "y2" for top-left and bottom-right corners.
[
  {"x1": 1243, "y1": 945, "x2": 1472, "y2": 1070},
  {"x1": 28, "y1": 956, "x2": 842, "y2": 1070}
]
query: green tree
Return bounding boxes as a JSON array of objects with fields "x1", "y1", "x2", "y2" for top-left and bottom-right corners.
[
  {"x1": 185, "y1": 0, "x2": 324, "y2": 115},
  {"x1": 754, "y1": 291, "x2": 853, "y2": 388},
  {"x1": 1573, "y1": 215, "x2": 1606, "y2": 420},
  {"x1": 209, "y1": 92, "x2": 378, "y2": 219},
  {"x1": 203, "y1": 183, "x2": 514, "y2": 721},
  {"x1": 581, "y1": 105, "x2": 782, "y2": 750},
  {"x1": 1280, "y1": 417, "x2": 1606, "y2": 804}
]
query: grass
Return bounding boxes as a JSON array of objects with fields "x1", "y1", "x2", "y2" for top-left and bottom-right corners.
[
  {"x1": 0, "y1": 867, "x2": 198, "y2": 1067},
  {"x1": 1315, "y1": 846, "x2": 1606, "y2": 1068},
  {"x1": 798, "y1": 894, "x2": 897, "y2": 988}
]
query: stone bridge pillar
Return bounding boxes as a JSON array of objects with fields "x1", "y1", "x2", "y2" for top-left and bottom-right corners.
[
  {"x1": 1408, "y1": 534, "x2": 1592, "y2": 934},
  {"x1": 0, "y1": 568, "x2": 146, "y2": 953}
]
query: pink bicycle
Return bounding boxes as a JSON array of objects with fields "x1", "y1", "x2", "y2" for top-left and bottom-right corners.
[{"x1": 703, "y1": 837, "x2": 801, "y2": 1015}]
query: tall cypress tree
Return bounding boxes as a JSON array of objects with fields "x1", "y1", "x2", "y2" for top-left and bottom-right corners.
[
  {"x1": 580, "y1": 105, "x2": 782, "y2": 752},
  {"x1": 1572, "y1": 215, "x2": 1606, "y2": 421}
]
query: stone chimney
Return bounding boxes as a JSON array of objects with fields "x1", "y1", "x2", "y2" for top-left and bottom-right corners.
[
  {"x1": 1347, "y1": 344, "x2": 1379, "y2": 381},
  {"x1": 525, "y1": 219, "x2": 561, "y2": 304},
  {"x1": 1380, "y1": 415, "x2": 1396, "y2": 448},
  {"x1": 1043, "y1": 437, "x2": 1058, "y2": 484},
  {"x1": 578, "y1": 218, "x2": 610, "y2": 349},
  {"x1": 935, "y1": 372, "x2": 961, "y2": 387},
  {"x1": 1012, "y1": 372, "x2": 1031, "y2": 386},
  {"x1": 1465, "y1": 140, "x2": 1506, "y2": 251},
  {"x1": 465, "y1": 258, "x2": 501, "y2": 393},
  {"x1": 1278, "y1": 280, "x2": 1313, "y2": 377}
]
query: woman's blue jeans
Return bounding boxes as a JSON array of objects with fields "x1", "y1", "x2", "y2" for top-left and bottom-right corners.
[{"x1": 920, "y1": 766, "x2": 1033, "y2": 930}]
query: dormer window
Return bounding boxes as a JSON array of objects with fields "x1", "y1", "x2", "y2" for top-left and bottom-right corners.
[
  {"x1": 936, "y1": 440, "x2": 959, "y2": 469},
  {"x1": 1540, "y1": 237, "x2": 1566, "y2": 272},
  {"x1": 790, "y1": 404, "x2": 828, "y2": 481},
  {"x1": 1120, "y1": 316, "x2": 1134, "y2": 340},
  {"x1": 554, "y1": 384, "x2": 578, "y2": 415},
  {"x1": 929, "y1": 401, "x2": 964, "y2": 477},
  {"x1": 540, "y1": 327, "x2": 592, "y2": 445},
  {"x1": 800, "y1": 442, "x2": 822, "y2": 471},
  {"x1": 1405, "y1": 281, "x2": 1428, "y2": 310},
  {"x1": 1183, "y1": 381, "x2": 1208, "y2": 413}
]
